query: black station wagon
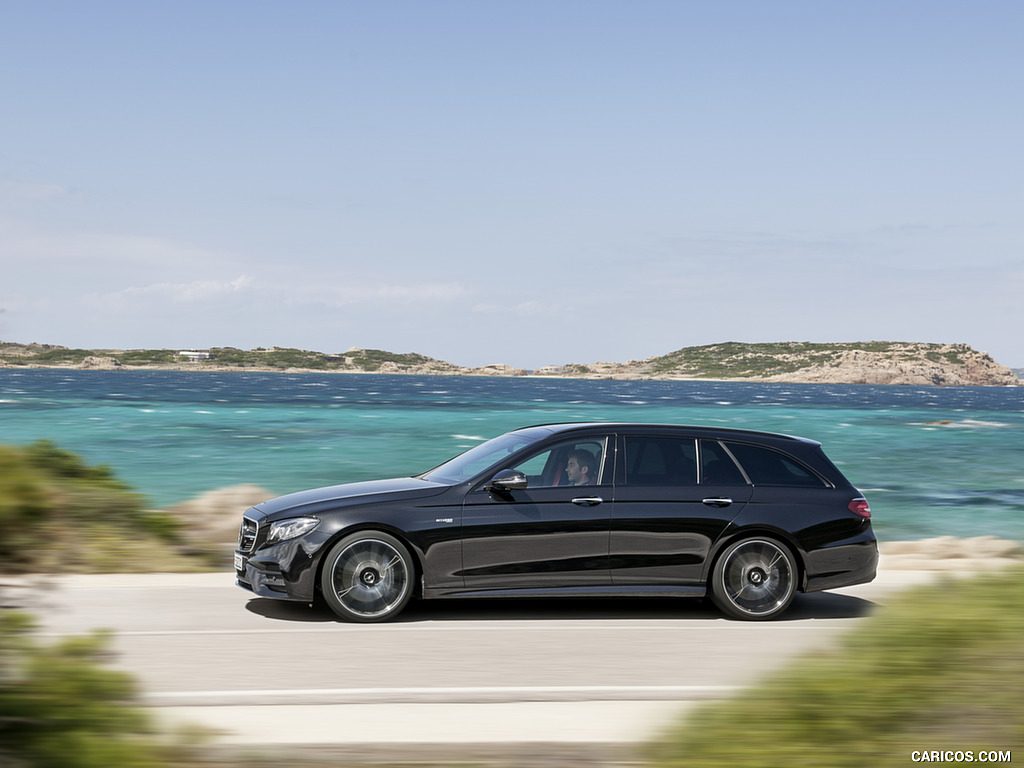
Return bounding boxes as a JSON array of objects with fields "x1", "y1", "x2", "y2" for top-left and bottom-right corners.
[{"x1": 235, "y1": 423, "x2": 877, "y2": 622}]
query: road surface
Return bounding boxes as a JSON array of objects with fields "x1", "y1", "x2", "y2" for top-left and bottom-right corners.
[{"x1": 21, "y1": 565, "x2": 939, "y2": 765}]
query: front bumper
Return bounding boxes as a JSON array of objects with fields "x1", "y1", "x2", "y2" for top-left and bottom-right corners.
[
  {"x1": 234, "y1": 530, "x2": 330, "y2": 603},
  {"x1": 236, "y1": 562, "x2": 307, "y2": 601}
]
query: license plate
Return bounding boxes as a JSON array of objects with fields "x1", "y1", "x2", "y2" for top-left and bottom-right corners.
[{"x1": 234, "y1": 552, "x2": 246, "y2": 572}]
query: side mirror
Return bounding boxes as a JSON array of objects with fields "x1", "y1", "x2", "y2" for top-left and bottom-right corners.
[{"x1": 486, "y1": 469, "x2": 528, "y2": 492}]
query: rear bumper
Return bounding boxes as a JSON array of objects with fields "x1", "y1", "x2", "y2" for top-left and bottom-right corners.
[{"x1": 803, "y1": 532, "x2": 878, "y2": 593}]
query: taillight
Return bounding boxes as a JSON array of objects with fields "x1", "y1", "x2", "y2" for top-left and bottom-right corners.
[{"x1": 848, "y1": 497, "x2": 871, "y2": 518}]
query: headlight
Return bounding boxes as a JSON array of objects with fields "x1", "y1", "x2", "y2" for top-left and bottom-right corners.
[{"x1": 266, "y1": 517, "x2": 320, "y2": 544}]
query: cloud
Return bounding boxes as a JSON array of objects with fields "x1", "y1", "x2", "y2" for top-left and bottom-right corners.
[
  {"x1": 511, "y1": 301, "x2": 561, "y2": 317},
  {"x1": 86, "y1": 276, "x2": 255, "y2": 306},
  {"x1": 364, "y1": 283, "x2": 466, "y2": 302}
]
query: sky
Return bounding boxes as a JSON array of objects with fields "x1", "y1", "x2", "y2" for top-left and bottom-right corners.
[{"x1": 1, "y1": 1, "x2": 1022, "y2": 369}]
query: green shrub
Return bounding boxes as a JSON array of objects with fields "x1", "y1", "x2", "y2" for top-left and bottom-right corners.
[
  {"x1": 0, "y1": 613, "x2": 168, "y2": 768},
  {"x1": 647, "y1": 568, "x2": 1024, "y2": 767},
  {"x1": 23, "y1": 441, "x2": 128, "y2": 491},
  {"x1": 0, "y1": 442, "x2": 183, "y2": 574}
]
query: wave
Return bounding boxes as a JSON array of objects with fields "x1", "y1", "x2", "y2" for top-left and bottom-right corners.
[
  {"x1": 916, "y1": 419, "x2": 1010, "y2": 429},
  {"x1": 922, "y1": 489, "x2": 1024, "y2": 509}
]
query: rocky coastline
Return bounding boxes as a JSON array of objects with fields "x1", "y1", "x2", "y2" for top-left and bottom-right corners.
[{"x1": 1, "y1": 340, "x2": 1020, "y2": 386}]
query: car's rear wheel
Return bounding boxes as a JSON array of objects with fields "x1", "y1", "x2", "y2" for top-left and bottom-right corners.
[
  {"x1": 710, "y1": 537, "x2": 797, "y2": 620},
  {"x1": 321, "y1": 531, "x2": 414, "y2": 622}
]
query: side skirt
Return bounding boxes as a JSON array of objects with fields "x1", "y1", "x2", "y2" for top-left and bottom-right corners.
[{"x1": 422, "y1": 584, "x2": 707, "y2": 600}]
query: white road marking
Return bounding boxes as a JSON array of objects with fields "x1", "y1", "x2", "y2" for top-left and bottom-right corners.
[
  {"x1": 145, "y1": 684, "x2": 738, "y2": 700},
  {"x1": 39, "y1": 621, "x2": 710, "y2": 637}
]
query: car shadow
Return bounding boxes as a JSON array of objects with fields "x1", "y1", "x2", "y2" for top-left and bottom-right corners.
[
  {"x1": 245, "y1": 590, "x2": 877, "y2": 624},
  {"x1": 401, "y1": 596, "x2": 722, "y2": 622},
  {"x1": 244, "y1": 598, "x2": 338, "y2": 623},
  {"x1": 398, "y1": 591, "x2": 876, "y2": 623},
  {"x1": 778, "y1": 590, "x2": 878, "y2": 621}
]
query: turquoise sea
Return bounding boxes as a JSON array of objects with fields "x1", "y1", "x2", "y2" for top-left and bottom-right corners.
[{"x1": 1, "y1": 369, "x2": 1022, "y2": 542}]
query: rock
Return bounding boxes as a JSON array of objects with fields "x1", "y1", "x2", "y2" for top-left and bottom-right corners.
[
  {"x1": 163, "y1": 484, "x2": 275, "y2": 558},
  {"x1": 81, "y1": 356, "x2": 121, "y2": 369},
  {"x1": 879, "y1": 536, "x2": 1024, "y2": 570},
  {"x1": 469, "y1": 364, "x2": 528, "y2": 376}
]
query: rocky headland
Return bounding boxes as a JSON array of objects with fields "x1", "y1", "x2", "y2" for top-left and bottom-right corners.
[
  {"x1": 1, "y1": 340, "x2": 1020, "y2": 386},
  {"x1": 593, "y1": 341, "x2": 1022, "y2": 387}
]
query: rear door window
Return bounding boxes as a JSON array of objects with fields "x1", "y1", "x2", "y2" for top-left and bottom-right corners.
[{"x1": 623, "y1": 436, "x2": 697, "y2": 486}]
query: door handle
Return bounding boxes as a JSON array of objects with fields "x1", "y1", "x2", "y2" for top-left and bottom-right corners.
[
  {"x1": 702, "y1": 497, "x2": 733, "y2": 508},
  {"x1": 571, "y1": 496, "x2": 604, "y2": 506}
]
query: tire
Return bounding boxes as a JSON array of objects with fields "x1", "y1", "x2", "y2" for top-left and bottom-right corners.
[
  {"x1": 320, "y1": 531, "x2": 415, "y2": 623},
  {"x1": 710, "y1": 537, "x2": 798, "y2": 621}
]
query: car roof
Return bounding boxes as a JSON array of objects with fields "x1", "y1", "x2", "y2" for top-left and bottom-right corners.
[{"x1": 514, "y1": 422, "x2": 822, "y2": 446}]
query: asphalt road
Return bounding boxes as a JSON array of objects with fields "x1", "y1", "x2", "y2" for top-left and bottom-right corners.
[{"x1": 23, "y1": 567, "x2": 937, "y2": 764}]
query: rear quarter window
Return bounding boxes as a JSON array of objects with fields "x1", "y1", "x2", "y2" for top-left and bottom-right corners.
[
  {"x1": 700, "y1": 440, "x2": 748, "y2": 485},
  {"x1": 725, "y1": 442, "x2": 827, "y2": 487}
]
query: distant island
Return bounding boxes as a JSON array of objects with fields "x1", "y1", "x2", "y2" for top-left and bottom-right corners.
[{"x1": 1, "y1": 340, "x2": 1020, "y2": 386}]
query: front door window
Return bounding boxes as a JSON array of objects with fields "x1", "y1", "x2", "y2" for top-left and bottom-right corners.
[{"x1": 511, "y1": 436, "x2": 608, "y2": 488}]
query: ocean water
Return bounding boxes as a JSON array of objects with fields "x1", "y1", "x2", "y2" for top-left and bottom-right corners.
[{"x1": 1, "y1": 369, "x2": 1022, "y2": 542}]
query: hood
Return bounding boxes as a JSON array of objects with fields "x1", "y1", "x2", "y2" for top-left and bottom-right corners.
[{"x1": 253, "y1": 476, "x2": 449, "y2": 521}]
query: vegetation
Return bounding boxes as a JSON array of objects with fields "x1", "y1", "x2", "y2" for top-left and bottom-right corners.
[
  {"x1": 647, "y1": 567, "x2": 1024, "y2": 767},
  {"x1": 202, "y1": 346, "x2": 343, "y2": 369},
  {"x1": 560, "y1": 363, "x2": 593, "y2": 375},
  {"x1": 0, "y1": 441, "x2": 195, "y2": 574},
  {"x1": 114, "y1": 349, "x2": 180, "y2": 366},
  {"x1": 0, "y1": 612, "x2": 179, "y2": 768},
  {"x1": 344, "y1": 348, "x2": 434, "y2": 371},
  {"x1": 0, "y1": 342, "x2": 453, "y2": 373},
  {"x1": 12, "y1": 347, "x2": 96, "y2": 365}
]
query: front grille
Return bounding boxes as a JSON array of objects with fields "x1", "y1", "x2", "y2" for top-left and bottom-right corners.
[{"x1": 238, "y1": 517, "x2": 259, "y2": 553}]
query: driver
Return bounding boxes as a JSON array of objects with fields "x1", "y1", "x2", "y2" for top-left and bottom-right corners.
[{"x1": 566, "y1": 448, "x2": 598, "y2": 486}]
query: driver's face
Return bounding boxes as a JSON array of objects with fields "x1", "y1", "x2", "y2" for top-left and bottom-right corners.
[{"x1": 566, "y1": 456, "x2": 585, "y2": 484}]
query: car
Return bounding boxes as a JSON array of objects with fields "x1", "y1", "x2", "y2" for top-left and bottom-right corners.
[{"x1": 235, "y1": 422, "x2": 877, "y2": 622}]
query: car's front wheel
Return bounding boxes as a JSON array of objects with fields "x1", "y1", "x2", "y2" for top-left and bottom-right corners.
[
  {"x1": 710, "y1": 537, "x2": 797, "y2": 620},
  {"x1": 321, "y1": 531, "x2": 414, "y2": 622}
]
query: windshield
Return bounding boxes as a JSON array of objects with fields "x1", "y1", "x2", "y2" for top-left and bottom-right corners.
[{"x1": 421, "y1": 430, "x2": 543, "y2": 484}]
